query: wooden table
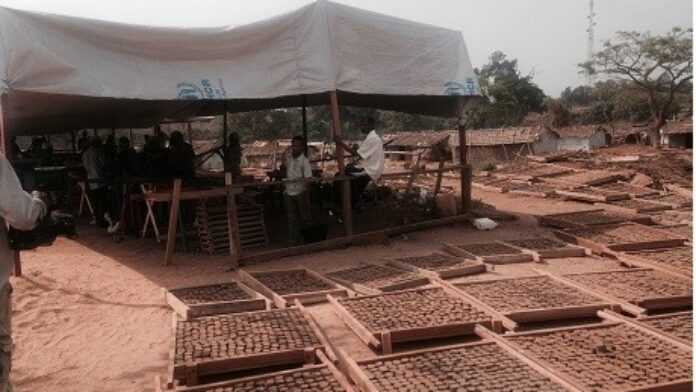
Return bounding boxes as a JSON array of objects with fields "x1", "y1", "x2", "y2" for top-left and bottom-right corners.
[{"x1": 141, "y1": 178, "x2": 243, "y2": 266}]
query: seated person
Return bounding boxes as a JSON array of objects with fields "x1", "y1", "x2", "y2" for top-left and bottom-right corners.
[{"x1": 335, "y1": 117, "x2": 385, "y2": 207}]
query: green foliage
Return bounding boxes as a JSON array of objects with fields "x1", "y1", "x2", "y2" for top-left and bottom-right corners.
[
  {"x1": 560, "y1": 86, "x2": 593, "y2": 107},
  {"x1": 475, "y1": 51, "x2": 546, "y2": 128},
  {"x1": 544, "y1": 98, "x2": 573, "y2": 128},
  {"x1": 580, "y1": 26, "x2": 693, "y2": 132}
]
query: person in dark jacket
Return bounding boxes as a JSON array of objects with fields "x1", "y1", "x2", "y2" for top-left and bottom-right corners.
[{"x1": 167, "y1": 131, "x2": 195, "y2": 181}]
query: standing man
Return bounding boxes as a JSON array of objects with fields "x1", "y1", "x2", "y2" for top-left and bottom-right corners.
[
  {"x1": 82, "y1": 136, "x2": 107, "y2": 227},
  {"x1": 0, "y1": 154, "x2": 46, "y2": 391},
  {"x1": 283, "y1": 136, "x2": 313, "y2": 245}
]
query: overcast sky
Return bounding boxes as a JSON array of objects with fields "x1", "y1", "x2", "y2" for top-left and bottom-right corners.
[{"x1": 0, "y1": 0, "x2": 691, "y2": 96}]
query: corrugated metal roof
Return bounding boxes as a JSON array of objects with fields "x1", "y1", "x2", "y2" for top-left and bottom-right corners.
[
  {"x1": 243, "y1": 140, "x2": 278, "y2": 156},
  {"x1": 384, "y1": 131, "x2": 450, "y2": 148},
  {"x1": 662, "y1": 119, "x2": 693, "y2": 135},
  {"x1": 449, "y1": 127, "x2": 543, "y2": 146},
  {"x1": 549, "y1": 125, "x2": 607, "y2": 139}
]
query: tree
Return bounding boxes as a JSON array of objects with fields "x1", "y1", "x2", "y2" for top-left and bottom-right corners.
[
  {"x1": 582, "y1": 27, "x2": 693, "y2": 145},
  {"x1": 475, "y1": 51, "x2": 546, "y2": 128},
  {"x1": 560, "y1": 85, "x2": 593, "y2": 107}
]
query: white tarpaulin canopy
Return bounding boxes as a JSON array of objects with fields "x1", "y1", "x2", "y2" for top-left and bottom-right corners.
[{"x1": 0, "y1": 0, "x2": 481, "y2": 135}]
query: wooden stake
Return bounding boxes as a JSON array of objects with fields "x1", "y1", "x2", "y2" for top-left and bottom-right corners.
[
  {"x1": 329, "y1": 91, "x2": 352, "y2": 236},
  {"x1": 457, "y1": 99, "x2": 471, "y2": 212},
  {"x1": 164, "y1": 178, "x2": 182, "y2": 265},
  {"x1": 302, "y1": 95, "x2": 308, "y2": 156},
  {"x1": 225, "y1": 173, "x2": 241, "y2": 267}
]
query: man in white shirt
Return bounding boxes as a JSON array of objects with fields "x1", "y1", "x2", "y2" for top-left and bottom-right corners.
[
  {"x1": 0, "y1": 154, "x2": 46, "y2": 392},
  {"x1": 283, "y1": 136, "x2": 313, "y2": 245},
  {"x1": 353, "y1": 117, "x2": 385, "y2": 182},
  {"x1": 336, "y1": 117, "x2": 385, "y2": 207}
]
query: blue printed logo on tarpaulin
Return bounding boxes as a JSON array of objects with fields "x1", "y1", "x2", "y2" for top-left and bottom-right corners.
[
  {"x1": 177, "y1": 78, "x2": 228, "y2": 100},
  {"x1": 444, "y1": 78, "x2": 479, "y2": 96}
]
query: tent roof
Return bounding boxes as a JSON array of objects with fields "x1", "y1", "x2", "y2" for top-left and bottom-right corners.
[{"x1": 0, "y1": 1, "x2": 481, "y2": 136}]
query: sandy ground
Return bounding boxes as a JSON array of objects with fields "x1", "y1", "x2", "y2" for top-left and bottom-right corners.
[{"x1": 10, "y1": 187, "x2": 630, "y2": 391}]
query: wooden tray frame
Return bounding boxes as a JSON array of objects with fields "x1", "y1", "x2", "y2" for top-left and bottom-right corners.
[
  {"x1": 507, "y1": 186, "x2": 554, "y2": 199},
  {"x1": 550, "y1": 269, "x2": 692, "y2": 316},
  {"x1": 238, "y1": 268, "x2": 349, "y2": 308},
  {"x1": 639, "y1": 194, "x2": 693, "y2": 209},
  {"x1": 553, "y1": 223, "x2": 687, "y2": 254},
  {"x1": 596, "y1": 181, "x2": 660, "y2": 198},
  {"x1": 383, "y1": 253, "x2": 486, "y2": 279},
  {"x1": 494, "y1": 318, "x2": 693, "y2": 392},
  {"x1": 546, "y1": 171, "x2": 624, "y2": 187},
  {"x1": 164, "y1": 282, "x2": 267, "y2": 320},
  {"x1": 599, "y1": 310, "x2": 692, "y2": 351},
  {"x1": 556, "y1": 188, "x2": 629, "y2": 203},
  {"x1": 452, "y1": 275, "x2": 617, "y2": 327},
  {"x1": 169, "y1": 307, "x2": 326, "y2": 386},
  {"x1": 337, "y1": 334, "x2": 584, "y2": 392},
  {"x1": 538, "y1": 209, "x2": 654, "y2": 230},
  {"x1": 325, "y1": 263, "x2": 429, "y2": 295},
  {"x1": 327, "y1": 286, "x2": 498, "y2": 354},
  {"x1": 596, "y1": 199, "x2": 673, "y2": 214},
  {"x1": 655, "y1": 224, "x2": 693, "y2": 242},
  {"x1": 472, "y1": 178, "x2": 510, "y2": 193},
  {"x1": 443, "y1": 242, "x2": 534, "y2": 264},
  {"x1": 162, "y1": 350, "x2": 355, "y2": 392},
  {"x1": 612, "y1": 248, "x2": 692, "y2": 278},
  {"x1": 498, "y1": 238, "x2": 587, "y2": 261}
]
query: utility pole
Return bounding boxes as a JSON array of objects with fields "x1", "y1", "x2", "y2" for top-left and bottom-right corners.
[{"x1": 586, "y1": 0, "x2": 597, "y2": 85}]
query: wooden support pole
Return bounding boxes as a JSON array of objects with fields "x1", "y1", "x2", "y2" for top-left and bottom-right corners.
[
  {"x1": 302, "y1": 95, "x2": 308, "y2": 156},
  {"x1": 225, "y1": 172, "x2": 241, "y2": 268},
  {"x1": 71, "y1": 130, "x2": 77, "y2": 153},
  {"x1": 0, "y1": 94, "x2": 6, "y2": 156},
  {"x1": 433, "y1": 156, "x2": 446, "y2": 196},
  {"x1": 457, "y1": 100, "x2": 471, "y2": 213},
  {"x1": 164, "y1": 178, "x2": 182, "y2": 265},
  {"x1": 223, "y1": 106, "x2": 229, "y2": 148},
  {"x1": 129, "y1": 128, "x2": 134, "y2": 143},
  {"x1": 406, "y1": 151, "x2": 422, "y2": 192},
  {"x1": 186, "y1": 122, "x2": 193, "y2": 144},
  {"x1": 329, "y1": 91, "x2": 353, "y2": 236}
]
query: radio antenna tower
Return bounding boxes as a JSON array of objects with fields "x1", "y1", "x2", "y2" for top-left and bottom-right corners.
[{"x1": 586, "y1": 0, "x2": 597, "y2": 85}]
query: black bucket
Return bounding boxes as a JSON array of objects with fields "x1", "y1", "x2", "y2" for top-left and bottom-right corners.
[{"x1": 301, "y1": 223, "x2": 328, "y2": 243}]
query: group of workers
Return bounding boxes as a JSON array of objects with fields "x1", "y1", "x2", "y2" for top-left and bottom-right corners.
[
  {"x1": 79, "y1": 126, "x2": 197, "y2": 233},
  {"x1": 282, "y1": 117, "x2": 384, "y2": 244}
]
